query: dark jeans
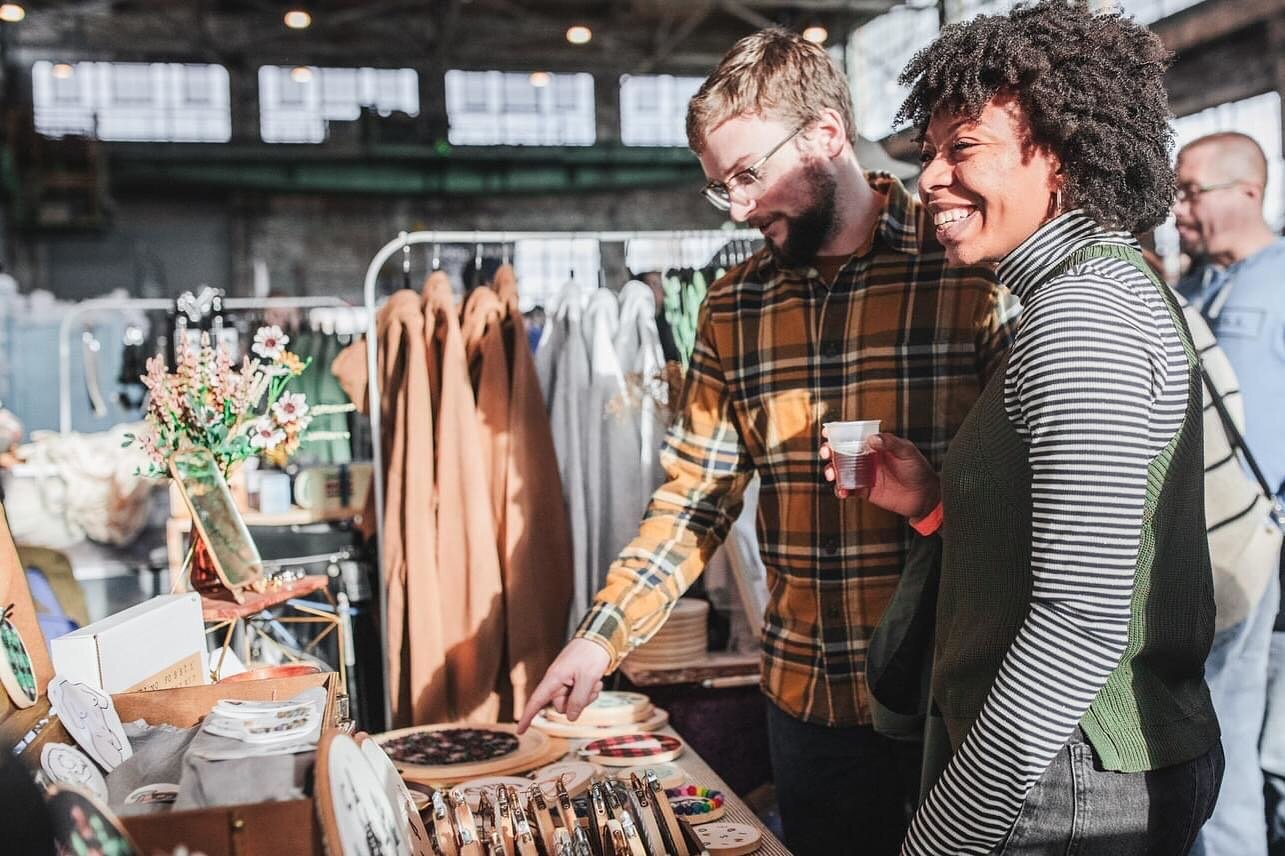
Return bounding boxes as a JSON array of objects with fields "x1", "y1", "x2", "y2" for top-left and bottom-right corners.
[
  {"x1": 766, "y1": 700, "x2": 921, "y2": 856},
  {"x1": 998, "y1": 729, "x2": 1223, "y2": 855}
]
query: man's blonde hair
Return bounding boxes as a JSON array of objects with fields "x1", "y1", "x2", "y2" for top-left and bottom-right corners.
[{"x1": 686, "y1": 28, "x2": 857, "y2": 154}]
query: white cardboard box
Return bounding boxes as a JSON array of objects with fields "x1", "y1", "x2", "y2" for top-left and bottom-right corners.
[{"x1": 51, "y1": 593, "x2": 209, "y2": 693}]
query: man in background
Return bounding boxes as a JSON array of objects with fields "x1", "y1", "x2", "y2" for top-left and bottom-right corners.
[{"x1": 1174, "y1": 131, "x2": 1285, "y2": 855}]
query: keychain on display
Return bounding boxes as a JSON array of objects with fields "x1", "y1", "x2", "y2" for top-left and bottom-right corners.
[
  {"x1": 572, "y1": 826, "x2": 595, "y2": 856},
  {"x1": 589, "y1": 782, "x2": 612, "y2": 853},
  {"x1": 647, "y1": 769, "x2": 691, "y2": 856},
  {"x1": 526, "y1": 785, "x2": 558, "y2": 854},
  {"x1": 628, "y1": 773, "x2": 668, "y2": 856},
  {"x1": 554, "y1": 777, "x2": 579, "y2": 836},
  {"x1": 485, "y1": 831, "x2": 508, "y2": 856},
  {"x1": 477, "y1": 792, "x2": 495, "y2": 842},
  {"x1": 449, "y1": 788, "x2": 483, "y2": 856},
  {"x1": 552, "y1": 827, "x2": 575, "y2": 856},
  {"x1": 617, "y1": 810, "x2": 649, "y2": 856},
  {"x1": 495, "y1": 784, "x2": 515, "y2": 852},
  {"x1": 507, "y1": 788, "x2": 540, "y2": 856},
  {"x1": 431, "y1": 791, "x2": 460, "y2": 856},
  {"x1": 601, "y1": 785, "x2": 629, "y2": 853}
]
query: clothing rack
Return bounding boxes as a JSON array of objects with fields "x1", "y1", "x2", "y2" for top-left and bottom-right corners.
[
  {"x1": 360, "y1": 227, "x2": 758, "y2": 729},
  {"x1": 58, "y1": 294, "x2": 348, "y2": 434}
]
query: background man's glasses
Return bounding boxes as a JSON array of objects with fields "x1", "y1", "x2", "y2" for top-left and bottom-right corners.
[{"x1": 1175, "y1": 180, "x2": 1243, "y2": 202}]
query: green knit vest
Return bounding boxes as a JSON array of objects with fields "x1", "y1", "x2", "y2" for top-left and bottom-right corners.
[{"x1": 934, "y1": 243, "x2": 1219, "y2": 772}]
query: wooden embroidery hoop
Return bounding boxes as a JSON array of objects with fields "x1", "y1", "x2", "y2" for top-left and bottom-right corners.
[
  {"x1": 0, "y1": 603, "x2": 37, "y2": 708},
  {"x1": 374, "y1": 723, "x2": 559, "y2": 786}
]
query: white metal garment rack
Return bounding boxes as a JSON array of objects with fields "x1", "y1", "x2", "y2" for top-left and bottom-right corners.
[
  {"x1": 58, "y1": 295, "x2": 349, "y2": 434},
  {"x1": 360, "y1": 227, "x2": 759, "y2": 728}
]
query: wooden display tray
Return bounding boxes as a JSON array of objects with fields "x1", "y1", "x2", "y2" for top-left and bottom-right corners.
[
  {"x1": 6, "y1": 672, "x2": 341, "y2": 856},
  {"x1": 0, "y1": 508, "x2": 343, "y2": 856}
]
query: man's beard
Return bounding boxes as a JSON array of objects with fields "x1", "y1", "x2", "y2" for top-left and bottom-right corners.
[{"x1": 762, "y1": 162, "x2": 839, "y2": 268}]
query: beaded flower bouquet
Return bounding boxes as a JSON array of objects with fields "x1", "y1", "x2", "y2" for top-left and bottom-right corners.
[{"x1": 126, "y1": 325, "x2": 346, "y2": 601}]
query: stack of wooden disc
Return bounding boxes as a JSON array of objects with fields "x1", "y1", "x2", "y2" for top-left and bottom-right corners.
[
  {"x1": 626, "y1": 598, "x2": 709, "y2": 669},
  {"x1": 531, "y1": 690, "x2": 669, "y2": 739}
]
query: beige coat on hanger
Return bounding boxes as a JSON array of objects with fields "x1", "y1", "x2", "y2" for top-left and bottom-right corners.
[
  {"x1": 423, "y1": 271, "x2": 506, "y2": 723},
  {"x1": 462, "y1": 266, "x2": 573, "y2": 719},
  {"x1": 333, "y1": 290, "x2": 449, "y2": 726}
]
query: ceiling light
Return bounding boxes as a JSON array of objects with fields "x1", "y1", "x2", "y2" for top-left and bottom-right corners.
[
  {"x1": 52, "y1": 63, "x2": 75, "y2": 80},
  {"x1": 0, "y1": 4, "x2": 25, "y2": 23},
  {"x1": 566, "y1": 25, "x2": 592, "y2": 45},
  {"x1": 290, "y1": 65, "x2": 313, "y2": 83},
  {"x1": 528, "y1": 71, "x2": 551, "y2": 88},
  {"x1": 283, "y1": 9, "x2": 311, "y2": 29},
  {"x1": 802, "y1": 25, "x2": 828, "y2": 44}
]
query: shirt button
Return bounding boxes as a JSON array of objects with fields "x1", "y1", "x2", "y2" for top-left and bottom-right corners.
[
  {"x1": 825, "y1": 604, "x2": 842, "y2": 620},
  {"x1": 821, "y1": 537, "x2": 839, "y2": 555},
  {"x1": 821, "y1": 341, "x2": 840, "y2": 358}
]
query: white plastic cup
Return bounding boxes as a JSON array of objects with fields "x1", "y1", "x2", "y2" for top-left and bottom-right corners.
[{"x1": 824, "y1": 420, "x2": 881, "y2": 490}]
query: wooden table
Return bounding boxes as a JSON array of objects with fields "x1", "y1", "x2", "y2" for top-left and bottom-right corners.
[{"x1": 555, "y1": 726, "x2": 790, "y2": 856}]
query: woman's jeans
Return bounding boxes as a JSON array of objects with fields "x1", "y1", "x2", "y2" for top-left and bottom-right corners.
[{"x1": 996, "y1": 729, "x2": 1224, "y2": 855}]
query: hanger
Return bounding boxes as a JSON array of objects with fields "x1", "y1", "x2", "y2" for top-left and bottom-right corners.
[{"x1": 399, "y1": 231, "x2": 412, "y2": 290}]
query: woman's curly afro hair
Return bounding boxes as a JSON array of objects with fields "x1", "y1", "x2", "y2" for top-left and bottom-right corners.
[{"x1": 896, "y1": 0, "x2": 1175, "y2": 233}]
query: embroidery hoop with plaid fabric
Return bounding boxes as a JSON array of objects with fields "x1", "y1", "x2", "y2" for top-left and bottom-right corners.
[
  {"x1": 577, "y1": 733, "x2": 685, "y2": 767},
  {"x1": 0, "y1": 603, "x2": 37, "y2": 708}
]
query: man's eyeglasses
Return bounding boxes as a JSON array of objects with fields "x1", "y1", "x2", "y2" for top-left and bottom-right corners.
[
  {"x1": 1175, "y1": 180, "x2": 1242, "y2": 203},
  {"x1": 702, "y1": 126, "x2": 803, "y2": 212}
]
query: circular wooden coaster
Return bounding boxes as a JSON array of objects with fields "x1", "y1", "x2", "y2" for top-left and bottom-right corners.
[
  {"x1": 532, "y1": 706, "x2": 669, "y2": 739},
  {"x1": 357, "y1": 733, "x2": 434, "y2": 856},
  {"x1": 0, "y1": 611, "x2": 38, "y2": 709},
  {"x1": 317, "y1": 732, "x2": 412, "y2": 856},
  {"x1": 578, "y1": 733, "x2": 685, "y2": 767},
  {"x1": 375, "y1": 723, "x2": 550, "y2": 785},
  {"x1": 46, "y1": 785, "x2": 142, "y2": 856},
  {"x1": 614, "y1": 762, "x2": 685, "y2": 790},
  {"x1": 456, "y1": 775, "x2": 537, "y2": 810},
  {"x1": 529, "y1": 760, "x2": 599, "y2": 798},
  {"x1": 541, "y1": 691, "x2": 653, "y2": 726},
  {"x1": 695, "y1": 822, "x2": 762, "y2": 855}
]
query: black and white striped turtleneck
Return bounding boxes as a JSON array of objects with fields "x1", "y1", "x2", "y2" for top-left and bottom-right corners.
[{"x1": 903, "y1": 211, "x2": 1193, "y2": 855}]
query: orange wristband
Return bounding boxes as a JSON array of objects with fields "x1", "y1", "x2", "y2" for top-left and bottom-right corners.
[{"x1": 910, "y1": 501, "x2": 943, "y2": 536}]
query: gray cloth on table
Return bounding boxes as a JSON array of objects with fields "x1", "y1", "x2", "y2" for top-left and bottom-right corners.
[
  {"x1": 107, "y1": 720, "x2": 199, "y2": 814},
  {"x1": 173, "y1": 686, "x2": 327, "y2": 810}
]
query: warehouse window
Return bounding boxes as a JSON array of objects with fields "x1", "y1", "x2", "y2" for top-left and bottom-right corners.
[
  {"x1": 512, "y1": 239, "x2": 601, "y2": 312},
  {"x1": 445, "y1": 70, "x2": 595, "y2": 146},
  {"x1": 32, "y1": 61, "x2": 231, "y2": 142},
  {"x1": 259, "y1": 66, "x2": 420, "y2": 144},
  {"x1": 620, "y1": 75, "x2": 703, "y2": 147}
]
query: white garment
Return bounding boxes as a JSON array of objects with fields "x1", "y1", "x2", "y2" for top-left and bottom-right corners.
[
  {"x1": 614, "y1": 281, "x2": 669, "y2": 509},
  {"x1": 582, "y1": 289, "x2": 640, "y2": 600},
  {"x1": 539, "y1": 282, "x2": 593, "y2": 628}
]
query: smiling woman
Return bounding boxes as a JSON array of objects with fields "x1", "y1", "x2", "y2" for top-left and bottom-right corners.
[{"x1": 833, "y1": 2, "x2": 1227, "y2": 855}]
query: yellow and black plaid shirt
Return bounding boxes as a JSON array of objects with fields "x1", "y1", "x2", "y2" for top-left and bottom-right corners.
[{"x1": 576, "y1": 173, "x2": 1016, "y2": 726}]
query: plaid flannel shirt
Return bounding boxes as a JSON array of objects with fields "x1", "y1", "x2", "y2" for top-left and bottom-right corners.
[{"x1": 576, "y1": 173, "x2": 1016, "y2": 726}]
